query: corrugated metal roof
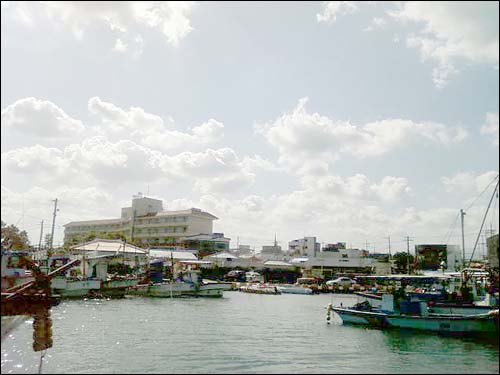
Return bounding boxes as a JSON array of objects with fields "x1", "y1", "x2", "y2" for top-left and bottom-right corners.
[
  {"x1": 71, "y1": 239, "x2": 147, "y2": 254},
  {"x1": 149, "y1": 249, "x2": 198, "y2": 260},
  {"x1": 205, "y1": 252, "x2": 238, "y2": 259},
  {"x1": 263, "y1": 260, "x2": 293, "y2": 267}
]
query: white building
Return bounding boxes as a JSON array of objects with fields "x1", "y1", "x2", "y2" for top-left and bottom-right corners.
[
  {"x1": 64, "y1": 194, "x2": 219, "y2": 248},
  {"x1": 255, "y1": 235, "x2": 283, "y2": 261},
  {"x1": 288, "y1": 237, "x2": 320, "y2": 257},
  {"x1": 294, "y1": 247, "x2": 374, "y2": 278},
  {"x1": 230, "y1": 244, "x2": 252, "y2": 256}
]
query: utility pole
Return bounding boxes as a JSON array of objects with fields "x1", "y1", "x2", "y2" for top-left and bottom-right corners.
[
  {"x1": 405, "y1": 236, "x2": 413, "y2": 275},
  {"x1": 386, "y1": 235, "x2": 391, "y2": 259},
  {"x1": 130, "y1": 208, "x2": 136, "y2": 243},
  {"x1": 38, "y1": 220, "x2": 44, "y2": 251},
  {"x1": 460, "y1": 209, "x2": 466, "y2": 268},
  {"x1": 50, "y1": 199, "x2": 58, "y2": 251}
]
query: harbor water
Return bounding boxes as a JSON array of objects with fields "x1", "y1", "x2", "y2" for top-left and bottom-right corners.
[{"x1": 1, "y1": 293, "x2": 499, "y2": 374}]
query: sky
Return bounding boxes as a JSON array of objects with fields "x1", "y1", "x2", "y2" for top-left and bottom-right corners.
[{"x1": 1, "y1": 1, "x2": 499, "y2": 257}]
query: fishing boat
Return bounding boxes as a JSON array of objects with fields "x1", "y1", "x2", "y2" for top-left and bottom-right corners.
[
  {"x1": 327, "y1": 294, "x2": 499, "y2": 335},
  {"x1": 128, "y1": 260, "x2": 228, "y2": 298},
  {"x1": 276, "y1": 284, "x2": 313, "y2": 295},
  {"x1": 49, "y1": 254, "x2": 139, "y2": 298},
  {"x1": 239, "y1": 283, "x2": 281, "y2": 295}
]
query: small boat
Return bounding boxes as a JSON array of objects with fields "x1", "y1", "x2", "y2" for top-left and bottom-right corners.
[
  {"x1": 239, "y1": 283, "x2": 281, "y2": 295},
  {"x1": 276, "y1": 284, "x2": 313, "y2": 295},
  {"x1": 128, "y1": 262, "x2": 227, "y2": 298},
  {"x1": 327, "y1": 295, "x2": 500, "y2": 336}
]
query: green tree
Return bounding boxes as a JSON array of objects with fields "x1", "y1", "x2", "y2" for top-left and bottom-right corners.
[
  {"x1": 1, "y1": 220, "x2": 30, "y2": 250},
  {"x1": 392, "y1": 252, "x2": 415, "y2": 274}
]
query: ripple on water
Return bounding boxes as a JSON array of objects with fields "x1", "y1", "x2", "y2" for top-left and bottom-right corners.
[{"x1": 1, "y1": 293, "x2": 498, "y2": 374}]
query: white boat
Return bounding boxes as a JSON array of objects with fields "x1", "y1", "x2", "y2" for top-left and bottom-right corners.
[
  {"x1": 128, "y1": 270, "x2": 227, "y2": 298},
  {"x1": 51, "y1": 277, "x2": 101, "y2": 298},
  {"x1": 385, "y1": 310, "x2": 499, "y2": 334},
  {"x1": 276, "y1": 285, "x2": 313, "y2": 295},
  {"x1": 239, "y1": 283, "x2": 281, "y2": 295}
]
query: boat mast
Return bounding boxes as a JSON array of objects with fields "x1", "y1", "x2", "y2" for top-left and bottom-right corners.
[
  {"x1": 467, "y1": 177, "x2": 499, "y2": 268},
  {"x1": 460, "y1": 208, "x2": 466, "y2": 269},
  {"x1": 49, "y1": 198, "x2": 58, "y2": 252}
]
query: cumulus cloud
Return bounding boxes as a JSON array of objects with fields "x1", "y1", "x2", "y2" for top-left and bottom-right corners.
[
  {"x1": 300, "y1": 174, "x2": 411, "y2": 202},
  {"x1": 1, "y1": 137, "x2": 161, "y2": 186},
  {"x1": 88, "y1": 97, "x2": 224, "y2": 151},
  {"x1": 441, "y1": 170, "x2": 499, "y2": 196},
  {"x1": 112, "y1": 38, "x2": 128, "y2": 53},
  {"x1": 481, "y1": 112, "x2": 499, "y2": 146},
  {"x1": 157, "y1": 148, "x2": 260, "y2": 194},
  {"x1": 9, "y1": 1, "x2": 194, "y2": 49},
  {"x1": 186, "y1": 180, "x2": 490, "y2": 250},
  {"x1": 317, "y1": 1, "x2": 358, "y2": 23},
  {"x1": 1, "y1": 97, "x2": 84, "y2": 139},
  {"x1": 1, "y1": 139, "x2": 268, "y2": 195},
  {"x1": 390, "y1": 1, "x2": 499, "y2": 88},
  {"x1": 255, "y1": 97, "x2": 468, "y2": 173}
]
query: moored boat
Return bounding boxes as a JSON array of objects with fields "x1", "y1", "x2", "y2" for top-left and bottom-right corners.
[
  {"x1": 239, "y1": 283, "x2": 281, "y2": 295},
  {"x1": 327, "y1": 295, "x2": 499, "y2": 336},
  {"x1": 276, "y1": 284, "x2": 313, "y2": 295}
]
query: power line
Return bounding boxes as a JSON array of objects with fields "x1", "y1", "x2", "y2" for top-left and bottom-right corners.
[
  {"x1": 465, "y1": 174, "x2": 499, "y2": 211},
  {"x1": 468, "y1": 178, "x2": 499, "y2": 266},
  {"x1": 442, "y1": 210, "x2": 460, "y2": 244}
]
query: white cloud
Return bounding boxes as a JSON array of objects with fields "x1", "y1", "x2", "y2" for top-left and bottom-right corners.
[
  {"x1": 363, "y1": 16, "x2": 387, "y2": 32},
  {"x1": 1, "y1": 139, "x2": 267, "y2": 195},
  {"x1": 256, "y1": 97, "x2": 468, "y2": 173},
  {"x1": 390, "y1": 1, "x2": 499, "y2": 88},
  {"x1": 301, "y1": 174, "x2": 411, "y2": 202},
  {"x1": 481, "y1": 112, "x2": 499, "y2": 146},
  {"x1": 317, "y1": 1, "x2": 358, "y2": 24},
  {"x1": 1, "y1": 137, "x2": 162, "y2": 186},
  {"x1": 157, "y1": 148, "x2": 259, "y2": 194},
  {"x1": 1, "y1": 185, "x2": 117, "y2": 246},
  {"x1": 88, "y1": 97, "x2": 224, "y2": 151},
  {"x1": 11, "y1": 1, "x2": 195, "y2": 49},
  {"x1": 113, "y1": 38, "x2": 128, "y2": 53},
  {"x1": 1, "y1": 97, "x2": 84, "y2": 139},
  {"x1": 131, "y1": 1, "x2": 194, "y2": 47},
  {"x1": 441, "y1": 170, "x2": 499, "y2": 196}
]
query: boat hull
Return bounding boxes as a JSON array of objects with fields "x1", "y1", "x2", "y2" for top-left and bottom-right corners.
[
  {"x1": 332, "y1": 307, "x2": 388, "y2": 327},
  {"x1": 386, "y1": 313, "x2": 499, "y2": 334},
  {"x1": 428, "y1": 305, "x2": 495, "y2": 316},
  {"x1": 277, "y1": 286, "x2": 313, "y2": 295},
  {"x1": 51, "y1": 279, "x2": 102, "y2": 298},
  {"x1": 333, "y1": 306, "x2": 499, "y2": 335},
  {"x1": 127, "y1": 282, "x2": 225, "y2": 298}
]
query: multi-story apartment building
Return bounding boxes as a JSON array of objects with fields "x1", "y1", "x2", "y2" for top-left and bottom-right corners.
[
  {"x1": 63, "y1": 194, "x2": 225, "y2": 249},
  {"x1": 288, "y1": 237, "x2": 321, "y2": 257}
]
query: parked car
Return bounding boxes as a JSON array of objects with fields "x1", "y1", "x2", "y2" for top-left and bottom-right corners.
[
  {"x1": 245, "y1": 271, "x2": 264, "y2": 283},
  {"x1": 225, "y1": 270, "x2": 246, "y2": 282},
  {"x1": 326, "y1": 277, "x2": 357, "y2": 288}
]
